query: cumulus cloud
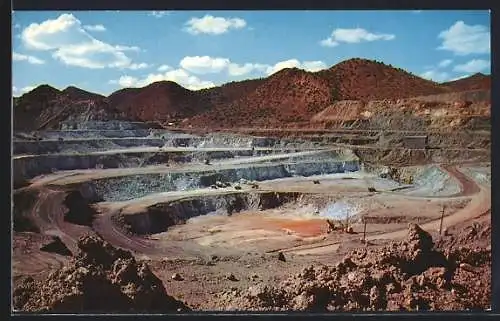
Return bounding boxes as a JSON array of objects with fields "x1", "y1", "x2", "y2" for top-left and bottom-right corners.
[
  {"x1": 109, "y1": 69, "x2": 215, "y2": 91},
  {"x1": 185, "y1": 15, "x2": 246, "y2": 35},
  {"x1": 149, "y1": 11, "x2": 171, "y2": 18},
  {"x1": 83, "y1": 24, "x2": 106, "y2": 32},
  {"x1": 420, "y1": 70, "x2": 450, "y2": 82},
  {"x1": 180, "y1": 56, "x2": 231, "y2": 74},
  {"x1": 12, "y1": 52, "x2": 45, "y2": 64},
  {"x1": 179, "y1": 56, "x2": 327, "y2": 77},
  {"x1": 157, "y1": 64, "x2": 172, "y2": 72},
  {"x1": 452, "y1": 59, "x2": 490, "y2": 73},
  {"x1": 438, "y1": 21, "x2": 490, "y2": 55},
  {"x1": 438, "y1": 59, "x2": 453, "y2": 68},
  {"x1": 320, "y1": 28, "x2": 395, "y2": 47},
  {"x1": 227, "y1": 63, "x2": 268, "y2": 76},
  {"x1": 21, "y1": 13, "x2": 145, "y2": 69},
  {"x1": 13, "y1": 85, "x2": 36, "y2": 96},
  {"x1": 265, "y1": 59, "x2": 327, "y2": 75}
]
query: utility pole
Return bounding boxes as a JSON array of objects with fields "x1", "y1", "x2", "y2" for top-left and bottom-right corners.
[
  {"x1": 439, "y1": 205, "x2": 446, "y2": 236},
  {"x1": 363, "y1": 216, "x2": 367, "y2": 244}
]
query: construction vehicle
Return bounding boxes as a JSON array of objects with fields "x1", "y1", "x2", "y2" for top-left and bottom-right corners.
[{"x1": 326, "y1": 219, "x2": 355, "y2": 234}]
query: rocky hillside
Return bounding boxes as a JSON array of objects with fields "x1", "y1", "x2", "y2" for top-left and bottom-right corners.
[
  {"x1": 442, "y1": 73, "x2": 491, "y2": 92},
  {"x1": 13, "y1": 85, "x2": 126, "y2": 131},
  {"x1": 317, "y1": 58, "x2": 450, "y2": 101},
  {"x1": 12, "y1": 59, "x2": 492, "y2": 130},
  {"x1": 186, "y1": 58, "x2": 460, "y2": 128},
  {"x1": 111, "y1": 81, "x2": 211, "y2": 122},
  {"x1": 190, "y1": 68, "x2": 333, "y2": 127}
]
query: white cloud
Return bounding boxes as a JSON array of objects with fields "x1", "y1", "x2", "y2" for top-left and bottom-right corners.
[
  {"x1": 227, "y1": 63, "x2": 268, "y2": 76},
  {"x1": 420, "y1": 70, "x2": 450, "y2": 82},
  {"x1": 83, "y1": 24, "x2": 106, "y2": 32},
  {"x1": 21, "y1": 13, "x2": 144, "y2": 70},
  {"x1": 185, "y1": 15, "x2": 246, "y2": 35},
  {"x1": 412, "y1": 10, "x2": 423, "y2": 14},
  {"x1": 449, "y1": 74, "x2": 470, "y2": 82},
  {"x1": 265, "y1": 59, "x2": 328, "y2": 75},
  {"x1": 128, "y1": 62, "x2": 150, "y2": 70},
  {"x1": 452, "y1": 59, "x2": 490, "y2": 73},
  {"x1": 319, "y1": 38, "x2": 339, "y2": 48},
  {"x1": 302, "y1": 60, "x2": 328, "y2": 72},
  {"x1": 149, "y1": 11, "x2": 171, "y2": 18},
  {"x1": 438, "y1": 21, "x2": 490, "y2": 55},
  {"x1": 110, "y1": 69, "x2": 215, "y2": 91},
  {"x1": 157, "y1": 64, "x2": 172, "y2": 72},
  {"x1": 13, "y1": 85, "x2": 36, "y2": 96},
  {"x1": 12, "y1": 52, "x2": 45, "y2": 64},
  {"x1": 320, "y1": 28, "x2": 395, "y2": 47},
  {"x1": 14, "y1": 23, "x2": 21, "y2": 29},
  {"x1": 180, "y1": 56, "x2": 230, "y2": 74},
  {"x1": 438, "y1": 59, "x2": 453, "y2": 68},
  {"x1": 179, "y1": 56, "x2": 327, "y2": 77}
]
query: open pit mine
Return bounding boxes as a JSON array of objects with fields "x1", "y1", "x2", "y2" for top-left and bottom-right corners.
[
  {"x1": 12, "y1": 119, "x2": 491, "y2": 312},
  {"x1": 11, "y1": 62, "x2": 491, "y2": 312}
]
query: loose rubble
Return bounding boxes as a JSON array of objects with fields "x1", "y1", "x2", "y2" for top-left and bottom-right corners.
[
  {"x1": 13, "y1": 234, "x2": 189, "y2": 313},
  {"x1": 214, "y1": 224, "x2": 491, "y2": 311}
]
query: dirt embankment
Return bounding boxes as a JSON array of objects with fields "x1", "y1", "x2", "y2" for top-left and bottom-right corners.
[
  {"x1": 353, "y1": 148, "x2": 490, "y2": 167},
  {"x1": 311, "y1": 89, "x2": 490, "y2": 131}
]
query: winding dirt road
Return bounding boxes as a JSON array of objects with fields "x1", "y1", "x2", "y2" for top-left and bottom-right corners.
[
  {"x1": 283, "y1": 165, "x2": 490, "y2": 255},
  {"x1": 14, "y1": 160, "x2": 490, "y2": 264}
]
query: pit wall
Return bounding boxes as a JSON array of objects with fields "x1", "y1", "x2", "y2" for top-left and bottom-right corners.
[
  {"x1": 91, "y1": 160, "x2": 360, "y2": 202},
  {"x1": 14, "y1": 129, "x2": 197, "y2": 140},
  {"x1": 459, "y1": 165, "x2": 491, "y2": 186},
  {"x1": 362, "y1": 163, "x2": 461, "y2": 197},
  {"x1": 12, "y1": 135, "x2": 326, "y2": 155},
  {"x1": 14, "y1": 148, "x2": 339, "y2": 184},
  {"x1": 354, "y1": 148, "x2": 490, "y2": 167},
  {"x1": 59, "y1": 121, "x2": 154, "y2": 130},
  {"x1": 120, "y1": 191, "x2": 301, "y2": 235},
  {"x1": 13, "y1": 138, "x2": 165, "y2": 155}
]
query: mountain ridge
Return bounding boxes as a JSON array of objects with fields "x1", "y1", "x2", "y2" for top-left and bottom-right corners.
[{"x1": 13, "y1": 58, "x2": 491, "y2": 130}]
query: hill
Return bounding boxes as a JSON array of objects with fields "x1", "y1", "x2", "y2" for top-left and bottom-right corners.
[
  {"x1": 13, "y1": 85, "x2": 125, "y2": 131},
  {"x1": 317, "y1": 58, "x2": 450, "y2": 101},
  {"x1": 187, "y1": 58, "x2": 452, "y2": 127},
  {"x1": 111, "y1": 81, "x2": 209, "y2": 122},
  {"x1": 12, "y1": 58, "x2": 492, "y2": 130},
  {"x1": 189, "y1": 68, "x2": 333, "y2": 127},
  {"x1": 441, "y1": 73, "x2": 491, "y2": 92}
]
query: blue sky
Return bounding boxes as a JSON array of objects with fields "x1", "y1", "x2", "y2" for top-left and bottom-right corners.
[{"x1": 12, "y1": 10, "x2": 491, "y2": 96}]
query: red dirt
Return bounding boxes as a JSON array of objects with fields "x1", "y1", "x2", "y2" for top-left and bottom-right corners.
[
  {"x1": 442, "y1": 73, "x2": 491, "y2": 92},
  {"x1": 262, "y1": 218, "x2": 329, "y2": 237},
  {"x1": 12, "y1": 234, "x2": 190, "y2": 313},
  {"x1": 317, "y1": 58, "x2": 450, "y2": 101},
  {"x1": 112, "y1": 81, "x2": 209, "y2": 122},
  {"x1": 214, "y1": 223, "x2": 491, "y2": 311}
]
